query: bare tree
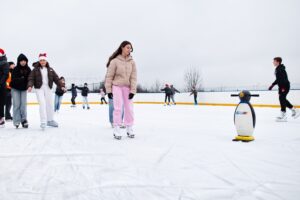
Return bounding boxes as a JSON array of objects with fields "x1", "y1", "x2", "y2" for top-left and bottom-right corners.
[
  {"x1": 150, "y1": 79, "x2": 161, "y2": 93},
  {"x1": 184, "y1": 67, "x2": 203, "y2": 92}
]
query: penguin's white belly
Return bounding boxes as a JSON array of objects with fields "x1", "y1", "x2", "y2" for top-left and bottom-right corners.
[{"x1": 234, "y1": 103, "x2": 254, "y2": 136}]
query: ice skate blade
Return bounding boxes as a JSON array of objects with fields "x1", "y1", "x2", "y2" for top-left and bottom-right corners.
[{"x1": 276, "y1": 119, "x2": 287, "y2": 122}]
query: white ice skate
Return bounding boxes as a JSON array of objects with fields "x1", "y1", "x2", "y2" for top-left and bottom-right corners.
[
  {"x1": 40, "y1": 123, "x2": 46, "y2": 130},
  {"x1": 47, "y1": 120, "x2": 59, "y2": 127},
  {"x1": 276, "y1": 111, "x2": 287, "y2": 122},
  {"x1": 126, "y1": 126, "x2": 135, "y2": 138},
  {"x1": 291, "y1": 108, "x2": 300, "y2": 119},
  {"x1": 113, "y1": 126, "x2": 122, "y2": 140}
]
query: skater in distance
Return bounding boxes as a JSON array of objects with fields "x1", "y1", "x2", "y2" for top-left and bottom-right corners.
[{"x1": 268, "y1": 57, "x2": 299, "y2": 122}]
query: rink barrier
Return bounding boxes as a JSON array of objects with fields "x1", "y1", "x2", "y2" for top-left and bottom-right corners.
[{"x1": 26, "y1": 101, "x2": 300, "y2": 108}]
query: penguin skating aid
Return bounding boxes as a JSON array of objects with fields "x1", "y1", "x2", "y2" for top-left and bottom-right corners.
[{"x1": 231, "y1": 91, "x2": 259, "y2": 142}]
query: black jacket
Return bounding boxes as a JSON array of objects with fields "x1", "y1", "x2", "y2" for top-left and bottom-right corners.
[
  {"x1": 161, "y1": 87, "x2": 173, "y2": 95},
  {"x1": 272, "y1": 64, "x2": 290, "y2": 89},
  {"x1": 76, "y1": 86, "x2": 89, "y2": 97},
  {"x1": 55, "y1": 82, "x2": 66, "y2": 96},
  {"x1": 190, "y1": 89, "x2": 198, "y2": 97},
  {"x1": 68, "y1": 85, "x2": 77, "y2": 96},
  {"x1": 0, "y1": 55, "x2": 9, "y2": 89},
  {"x1": 10, "y1": 54, "x2": 31, "y2": 91}
]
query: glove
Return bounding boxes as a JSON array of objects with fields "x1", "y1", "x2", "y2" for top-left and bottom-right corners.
[
  {"x1": 268, "y1": 84, "x2": 274, "y2": 90},
  {"x1": 129, "y1": 93, "x2": 135, "y2": 100},
  {"x1": 108, "y1": 93, "x2": 113, "y2": 99}
]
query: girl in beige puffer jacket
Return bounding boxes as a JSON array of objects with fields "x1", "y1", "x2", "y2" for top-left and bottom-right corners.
[{"x1": 105, "y1": 41, "x2": 137, "y2": 140}]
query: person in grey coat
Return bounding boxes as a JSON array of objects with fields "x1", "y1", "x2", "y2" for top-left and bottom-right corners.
[{"x1": 170, "y1": 85, "x2": 180, "y2": 105}]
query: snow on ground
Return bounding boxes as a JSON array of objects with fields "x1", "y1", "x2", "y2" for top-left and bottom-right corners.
[{"x1": 0, "y1": 104, "x2": 300, "y2": 200}]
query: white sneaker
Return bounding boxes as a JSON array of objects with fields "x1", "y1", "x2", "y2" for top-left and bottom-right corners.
[
  {"x1": 291, "y1": 108, "x2": 300, "y2": 119},
  {"x1": 113, "y1": 126, "x2": 122, "y2": 140},
  {"x1": 126, "y1": 126, "x2": 135, "y2": 138},
  {"x1": 47, "y1": 120, "x2": 59, "y2": 127},
  {"x1": 40, "y1": 123, "x2": 46, "y2": 130},
  {"x1": 276, "y1": 111, "x2": 287, "y2": 122}
]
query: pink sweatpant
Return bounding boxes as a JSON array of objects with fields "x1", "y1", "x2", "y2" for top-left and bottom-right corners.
[{"x1": 113, "y1": 85, "x2": 134, "y2": 126}]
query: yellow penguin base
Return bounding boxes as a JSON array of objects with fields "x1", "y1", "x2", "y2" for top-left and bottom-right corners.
[{"x1": 233, "y1": 135, "x2": 255, "y2": 142}]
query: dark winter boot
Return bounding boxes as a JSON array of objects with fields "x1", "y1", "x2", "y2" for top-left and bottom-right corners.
[{"x1": 21, "y1": 120, "x2": 29, "y2": 128}]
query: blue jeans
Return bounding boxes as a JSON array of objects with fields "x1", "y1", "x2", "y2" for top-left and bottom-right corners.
[
  {"x1": 82, "y1": 96, "x2": 89, "y2": 108},
  {"x1": 11, "y1": 89, "x2": 28, "y2": 125},
  {"x1": 108, "y1": 98, "x2": 124, "y2": 124},
  {"x1": 54, "y1": 94, "x2": 63, "y2": 112}
]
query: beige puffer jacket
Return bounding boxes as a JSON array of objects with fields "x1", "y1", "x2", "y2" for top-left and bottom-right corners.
[{"x1": 105, "y1": 55, "x2": 137, "y2": 94}]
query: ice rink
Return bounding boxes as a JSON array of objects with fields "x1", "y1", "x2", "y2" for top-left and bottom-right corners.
[{"x1": 0, "y1": 104, "x2": 300, "y2": 200}]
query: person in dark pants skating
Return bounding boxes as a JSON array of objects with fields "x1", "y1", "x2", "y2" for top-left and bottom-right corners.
[
  {"x1": 269, "y1": 57, "x2": 299, "y2": 122},
  {"x1": 5, "y1": 62, "x2": 15, "y2": 121},
  {"x1": 161, "y1": 84, "x2": 172, "y2": 106},
  {"x1": 68, "y1": 83, "x2": 77, "y2": 107},
  {"x1": 190, "y1": 86, "x2": 198, "y2": 105},
  {"x1": 0, "y1": 48, "x2": 10, "y2": 127}
]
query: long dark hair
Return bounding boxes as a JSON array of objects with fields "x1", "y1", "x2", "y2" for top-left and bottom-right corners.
[{"x1": 106, "y1": 41, "x2": 133, "y2": 67}]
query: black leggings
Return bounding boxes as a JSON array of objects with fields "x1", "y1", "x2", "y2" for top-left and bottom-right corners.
[
  {"x1": 0, "y1": 87, "x2": 6, "y2": 118},
  {"x1": 279, "y1": 86, "x2": 293, "y2": 112},
  {"x1": 5, "y1": 90, "x2": 12, "y2": 118},
  {"x1": 165, "y1": 94, "x2": 171, "y2": 103},
  {"x1": 101, "y1": 97, "x2": 107, "y2": 104},
  {"x1": 71, "y1": 95, "x2": 77, "y2": 105}
]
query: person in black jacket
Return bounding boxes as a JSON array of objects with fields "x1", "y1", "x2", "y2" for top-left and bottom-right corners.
[
  {"x1": 68, "y1": 83, "x2": 77, "y2": 107},
  {"x1": 5, "y1": 62, "x2": 15, "y2": 121},
  {"x1": 10, "y1": 54, "x2": 31, "y2": 128},
  {"x1": 269, "y1": 57, "x2": 299, "y2": 121},
  {"x1": 161, "y1": 84, "x2": 172, "y2": 106},
  {"x1": 54, "y1": 77, "x2": 67, "y2": 112},
  {"x1": 0, "y1": 48, "x2": 9, "y2": 127},
  {"x1": 76, "y1": 83, "x2": 90, "y2": 109},
  {"x1": 190, "y1": 86, "x2": 198, "y2": 105}
]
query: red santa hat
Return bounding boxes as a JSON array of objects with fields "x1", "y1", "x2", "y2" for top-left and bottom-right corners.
[
  {"x1": 0, "y1": 48, "x2": 5, "y2": 57},
  {"x1": 39, "y1": 53, "x2": 47, "y2": 61}
]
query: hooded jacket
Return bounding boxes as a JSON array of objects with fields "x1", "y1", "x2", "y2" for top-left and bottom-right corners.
[
  {"x1": 10, "y1": 54, "x2": 32, "y2": 91},
  {"x1": 161, "y1": 86, "x2": 173, "y2": 95},
  {"x1": 27, "y1": 62, "x2": 61, "y2": 89},
  {"x1": 105, "y1": 55, "x2": 137, "y2": 94},
  {"x1": 272, "y1": 64, "x2": 290, "y2": 89},
  {"x1": 55, "y1": 81, "x2": 66, "y2": 96},
  {"x1": 76, "y1": 85, "x2": 89, "y2": 97},
  {"x1": 68, "y1": 85, "x2": 77, "y2": 96},
  {"x1": 0, "y1": 55, "x2": 9, "y2": 89}
]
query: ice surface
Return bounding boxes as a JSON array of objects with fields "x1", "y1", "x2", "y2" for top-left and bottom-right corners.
[{"x1": 0, "y1": 104, "x2": 299, "y2": 200}]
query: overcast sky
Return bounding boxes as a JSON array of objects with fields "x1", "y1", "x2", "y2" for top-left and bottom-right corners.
[{"x1": 1, "y1": 0, "x2": 299, "y2": 89}]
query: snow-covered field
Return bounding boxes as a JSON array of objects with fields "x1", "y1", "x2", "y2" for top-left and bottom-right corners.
[{"x1": 0, "y1": 104, "x2": 300, "y2": 200}]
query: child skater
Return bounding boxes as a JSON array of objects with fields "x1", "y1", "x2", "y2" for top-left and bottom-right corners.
[
  {"x1": 68, "y1": 83, "x2": 77, "y2": 107},
  {"x1": 100, "y1": 88, "x2": 107, "y2": 104},
  {"x1": 105, "y1": 41, "x2": 137, "y2": 140},
  {"x1": 27, "y1": 53, "x2": 64, "y2": 130},
  {"x1": 54, "y1": 77, "x2": 67, "y2": 113},
  {"x1": 76, "y1": 83, "x2": 90, "y2": 109}
]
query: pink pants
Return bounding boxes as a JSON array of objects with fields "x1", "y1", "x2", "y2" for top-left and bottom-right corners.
[{"x1": 113, "y1": 85, "x2": 134, "y2": 126}]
